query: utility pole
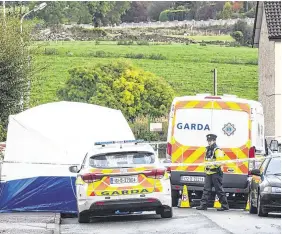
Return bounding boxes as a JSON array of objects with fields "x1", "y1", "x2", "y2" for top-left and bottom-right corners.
[
  {"x1": 3, "y1": 0, "x2": 5, "y2": 19},
  {"x1": 211, "y1": 68, "x2": 217, "y2": 96}
]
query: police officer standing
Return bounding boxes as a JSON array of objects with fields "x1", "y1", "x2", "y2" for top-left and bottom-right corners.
[{"x1": 196, "y1": 134, "x2": 229, "y2": 211}]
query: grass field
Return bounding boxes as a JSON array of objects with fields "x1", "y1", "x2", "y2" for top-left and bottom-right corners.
[
  {"x1": 30, "y1": 41, "x2": 258, "y2": 107},
  {"x1": 188, "y1": 35, "x2": 235, "y2": 41}
]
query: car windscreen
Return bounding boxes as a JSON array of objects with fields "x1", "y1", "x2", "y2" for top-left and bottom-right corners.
[
  {"x1": 89, "y1": 151, "x2": 155, "y2": 168},
  {"x1": 266, "y1": 157, "x2": 281, "y2": 175}
]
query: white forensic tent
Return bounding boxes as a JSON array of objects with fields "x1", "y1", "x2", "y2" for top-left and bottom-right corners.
[{"x1": 0, "y1": 101, "x2": 135, "y2": 213}]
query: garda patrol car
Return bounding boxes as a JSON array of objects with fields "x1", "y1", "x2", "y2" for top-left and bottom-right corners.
[{"x1": 69, "y1": 140, "x2": 172, "y2": 223}]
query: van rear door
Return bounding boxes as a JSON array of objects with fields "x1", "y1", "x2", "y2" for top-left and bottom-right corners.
[{"x1": 211, "y1": 106, "x2": 250, "y2": 176}]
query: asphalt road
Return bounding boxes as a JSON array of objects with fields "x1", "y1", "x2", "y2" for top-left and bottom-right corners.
[
  {"x1": 60, "y1": 208, "x2": 281, "y2": 234},
  {"x1": 0, "y1": 213, "x2": 56, "y2": 234}
]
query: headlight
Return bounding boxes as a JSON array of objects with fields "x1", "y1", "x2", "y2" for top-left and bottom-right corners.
[{"x1": 263, "y1": 186, "x2": 281, "y2": 193}]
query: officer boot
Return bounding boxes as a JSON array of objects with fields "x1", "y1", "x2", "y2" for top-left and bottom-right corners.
[{"x1": 217, "y1": 196, "x2": 229, "y2": 211}]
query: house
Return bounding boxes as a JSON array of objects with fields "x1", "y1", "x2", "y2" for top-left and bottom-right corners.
[{"x1": 253, "y1": 1, "x2": 281, "y2": 143}]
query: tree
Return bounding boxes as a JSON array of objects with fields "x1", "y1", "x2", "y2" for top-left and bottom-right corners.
[
  {"x1": 232, "y1": 20, "x2": 253, "y2": 45},
  {"x1": 36, "y1": 1, "x2": 67, "y2": 25},
  {"x1": 87, "y1": 1, "x2": 130, "y2": 27},
  {"x1": 159, "y1": 10, "x2": 169, "y2": 22},
  {"x1": 122, "y1": 1, "x2": 150, "y2": 22},
  {"x1": 0, "y1": 17, "x2": 32, "y2": 134},
  {"x1": 232, "y1": 1, "x2": 243, "y2": 12},
  {"x1": 230, "y1": 31, "x2": 243, "y2": 44},
  {"x1": 57, "y1": 61, "x2": 175, "y2": 121},
  {"x1": 147, "y1": 2, "x2": 174, "y2": 21},
  {"x1": 221, "y1": 2, "x2": 232, "y2": 19}
]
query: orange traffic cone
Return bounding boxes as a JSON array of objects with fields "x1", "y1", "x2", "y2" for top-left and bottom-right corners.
[
  {"x1": 245, "y1": 196, "x2": 250, "y2": 211},
  {"x1": 178, "y1": 185, "x2": 190, "y2": 208},
  {"x1": 213, "y1": 195, "x2": 221, "y2": 208}
]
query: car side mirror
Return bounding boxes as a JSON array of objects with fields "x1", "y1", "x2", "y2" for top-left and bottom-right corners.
[
  {"x1": 269, "y1": 140, "x2": 279, "y2": 152},
  {"x1": 69, "y1": 165, "x2": 78, "y2": 173},
  {"x1": 250, "y1": 168, "x2": 261, "y2": 176}
]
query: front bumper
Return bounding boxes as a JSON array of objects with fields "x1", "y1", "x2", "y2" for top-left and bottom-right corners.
[
  {"x1": 261, "y1": 192, "x2": 281, "y2": 213},
  {"x1": 77, "y1": 192, "x2": 171, "y2": 214}
]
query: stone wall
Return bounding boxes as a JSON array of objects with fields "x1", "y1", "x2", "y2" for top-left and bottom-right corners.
[{"x1": 63, "y1": 18, "x2": 254, "y2": 30}]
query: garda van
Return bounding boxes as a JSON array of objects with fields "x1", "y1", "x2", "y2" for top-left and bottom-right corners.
[{"x1": 166, "y1": 94, "x2": 266, "y2": 207}]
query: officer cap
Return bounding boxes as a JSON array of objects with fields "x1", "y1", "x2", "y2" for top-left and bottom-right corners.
[{"x1": 206, "y1": 134, "x2": 217, "y2": 141}]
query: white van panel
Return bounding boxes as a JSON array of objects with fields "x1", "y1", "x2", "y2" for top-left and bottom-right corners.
[
  {"x1": 173, "y1": 108, "x2": 249, "y2": 148},
  {"x1": 174, "y1": 109, "x2": 212, "y2": 147},
  {"x1": 211, "y1": 109, "x2": 249, "y2": 148}
]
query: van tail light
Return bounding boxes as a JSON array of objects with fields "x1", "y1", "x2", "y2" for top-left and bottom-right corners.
[
  {"x1": 249, "y1": 146, "x2": 255, "y2": 159},
  {"x1": 144, "y1": 169, "x2": 166, "y2": 179},
  {"x1": 166, "y1": 166, "x2": 171, "y2": 173},
  {"x1": 167, "y1": 143, "x2": 172, "y2": 156},
  {"x1": 95, "y1": 201, "x2": 104, "y2": 206},
  {"x1": 81, "y1": 173, "x2": 102, "y2": 183}
]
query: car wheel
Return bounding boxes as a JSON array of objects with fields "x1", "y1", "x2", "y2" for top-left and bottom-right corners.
[
  {"x1": 171, "y1": 190, "x2": 179, "y2": 207},
  {"x1": 257, "y1": 193, "x2": 268, "y2": 217},
  {"x1": 156, "y1": 208, "x2": 161, "y2": 215},
  {"x1": 160, "y1": 206, "x2": 173, "y2": 218},
  {"x1": 78, "y1": 212, "x2": 90, "y2": 223},
  {"x1": 249, "y1": 192, "x2": 257, "y2": 214}
]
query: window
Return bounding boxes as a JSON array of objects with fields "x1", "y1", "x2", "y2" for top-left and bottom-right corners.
[
  {"x1": 89, "y1": 151, "x2": 155, "y2": 168},
  {"x1": 260, "y1": 158, "x2": 270, "y2": 174},
  {"x1": 265, "y1": 157, "x2": 281, "y2": 175}
]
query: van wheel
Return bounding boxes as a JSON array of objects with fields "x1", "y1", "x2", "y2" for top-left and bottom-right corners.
[
  {"x1": 257, "y1": 194, "x2": 268, "y2": 217},
  {"x1": 249, "y1": 193, "x2": 257, "y2": 214},
  {"x1": 78, "y1": 212, "x2": 90, "y2": 223},
  {"x1": 160, "y1": 206, "x2": 173, "y2": 218}
]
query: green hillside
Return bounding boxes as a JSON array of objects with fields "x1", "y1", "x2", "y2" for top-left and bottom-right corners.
[{"x1": 30, "y1": 41, "x2": 258, "y2": 107}]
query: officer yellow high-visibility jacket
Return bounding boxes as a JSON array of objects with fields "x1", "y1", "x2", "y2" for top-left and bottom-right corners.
[{"x1": 204, "y1": 145, "x2": 225, "y2": 175}]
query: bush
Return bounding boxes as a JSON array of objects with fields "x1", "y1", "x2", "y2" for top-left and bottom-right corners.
[
  {"x1": 44, "y1": 48, "x2": 58, "y2": 55},
  {"x1": 95, "y1": 50, "x2": 107, "y2": 57},
  {"x1": 0, "y1": 17, "x2": 34, "y2": 123},
  {"x1": 230, "y1": 31, "x2": 243, "y2": 44},
  {"x1": 57, "y1": 61, "x2": 175, "y2": 120},
  {"x1": 117, "y1": 40, "x2": 134, "y2": 45},
  {"x1": 200, "y1": 43, "x2": 207, "y2": 46},
  {"x1": 136, "y1": 41, "x2": 149, "y2": 46},
  {"x1": 125, "y1": 53, "x2": 145, "y2": 59},
  {"x1": 70, "y1": 27, "x2": 107, "y2": 37},
  {"x1": 148, "y1": 54, "x2": 166, "y2": 60},
  {"x1": 159, "y1": 9, "x2": 192, "y2": 22},
  {"x1": 95, "y1": 40, "x2": 100, "y2": 45},
  {"x1": 232, "y1": 20, "x2": 253, "y2": 45}
]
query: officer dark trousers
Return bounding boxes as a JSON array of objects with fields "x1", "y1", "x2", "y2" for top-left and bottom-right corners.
[{"x1": 200, "y1": 172, "x2": 229, "y2": 209}]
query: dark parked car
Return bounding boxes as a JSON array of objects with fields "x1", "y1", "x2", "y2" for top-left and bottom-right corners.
[{"x1": 249, "y1": 153, "x2": 281, "y2": 216}]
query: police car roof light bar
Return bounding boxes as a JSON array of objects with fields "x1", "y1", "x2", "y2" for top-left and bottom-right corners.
[{"x1": 94, "y1": 139, "x2": 144, "y2": 146}]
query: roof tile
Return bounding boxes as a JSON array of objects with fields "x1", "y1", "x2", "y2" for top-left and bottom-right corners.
[{"x1": 264, "y1": 1, "x2": 281, "y2": 39}]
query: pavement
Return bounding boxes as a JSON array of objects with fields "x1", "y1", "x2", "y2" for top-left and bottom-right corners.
[
  {"x1": 0, "y1": 212, "x2": 60, "y2": 234},
  {"x1": 60, "y1": 208, "x2": 281, "y2": 234},
  {"x1": 0, "y1": 209, "x2": 280, "y2": 234}
]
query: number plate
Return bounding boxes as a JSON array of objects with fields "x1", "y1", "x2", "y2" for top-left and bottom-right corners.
[
  {"x1": 181, "y1": 176, "x2": 205, "y2": 183},
  {"x1": 110, "y1": 176, "x2": 138, "y2": 184}
]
